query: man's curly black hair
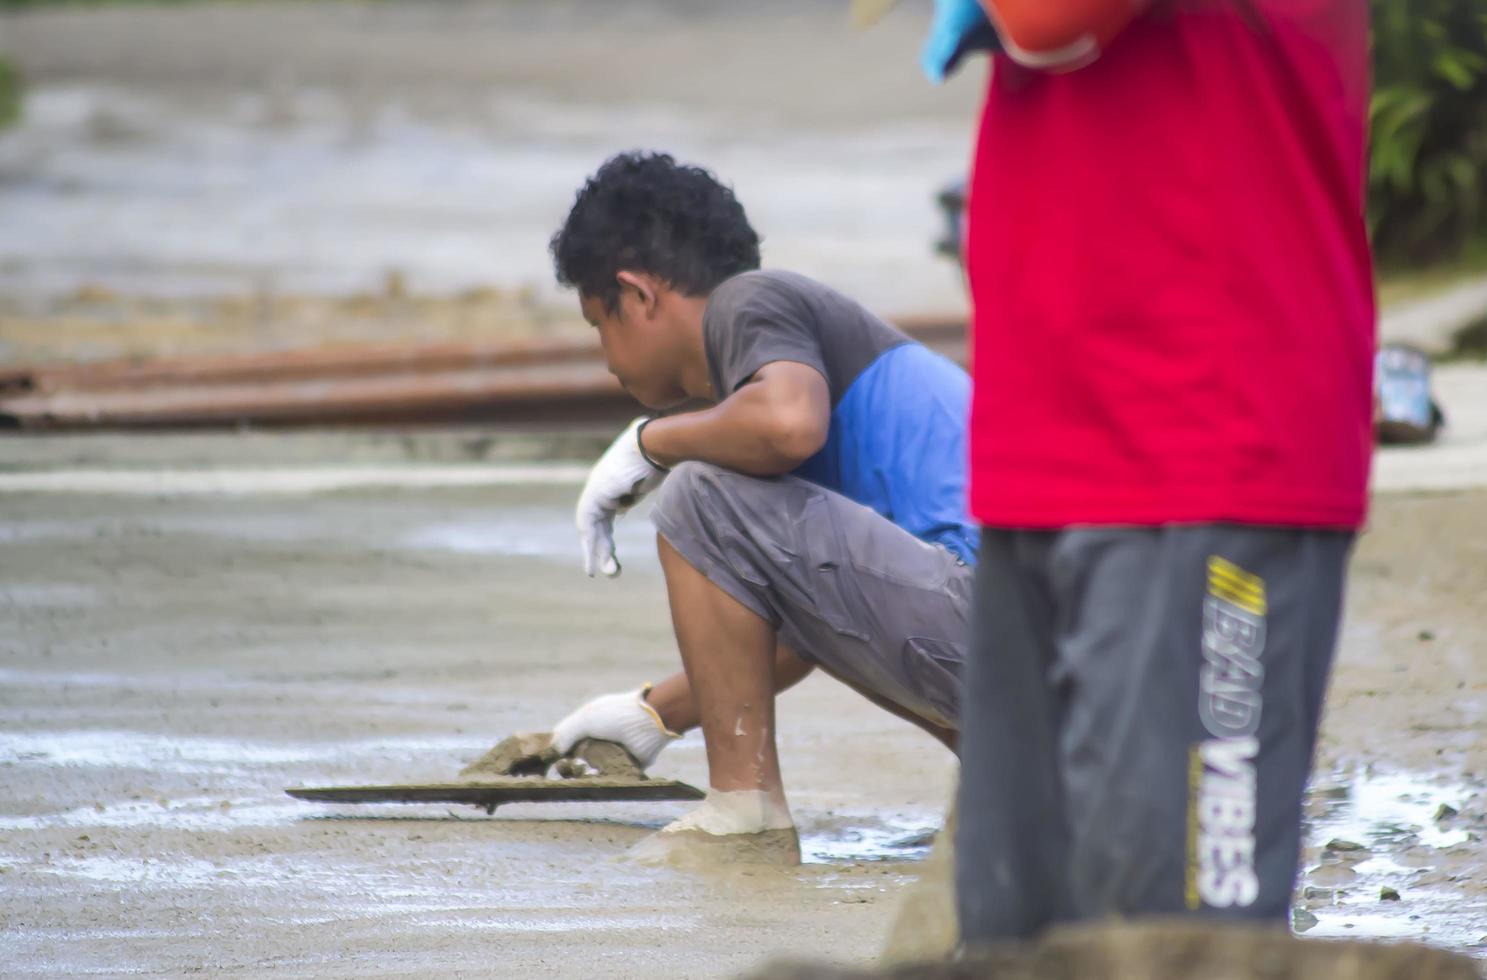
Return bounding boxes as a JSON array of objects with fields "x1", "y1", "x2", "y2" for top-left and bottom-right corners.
[{"x1": 550, "y1": 152, "x2": 761, "y2": 311}]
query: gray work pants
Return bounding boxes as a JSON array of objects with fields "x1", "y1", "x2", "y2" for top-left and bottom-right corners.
[
  {"x1": 956, "y1": 526, "x2": 1352, "y2": 943},
  {"x1": 650, "y1": 461, "x2": 971, "y2": 731}
]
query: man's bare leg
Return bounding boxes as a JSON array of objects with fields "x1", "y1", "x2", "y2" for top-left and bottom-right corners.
[
  {"x1": 815, "y1": 664, "x2": 959, "y2": 754},
  {"x1": 648, "y1": 649, "x2": 953, "y2": 753},
  {"x1": 657, "y1": 533, "x2": 786, "y2": 798},
  {"x1": 630, "y1": 534, "x2": 801, "y2": 865},
  {"x1": 645, "y1": 644, "x2": 814, "y2": 736}
]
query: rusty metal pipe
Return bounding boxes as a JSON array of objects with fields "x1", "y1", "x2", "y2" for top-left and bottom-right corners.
[{"x1": 0, "y1": 315, "x2": 966, "y2": 430}]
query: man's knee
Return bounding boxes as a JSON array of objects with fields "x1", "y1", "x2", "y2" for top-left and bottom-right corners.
[
  {"x1": 652, "y1": 460, "x2": 735, "y2": 528},
  {"x1": 652, "y1": 462, "x2": 783, "y2": 627}
]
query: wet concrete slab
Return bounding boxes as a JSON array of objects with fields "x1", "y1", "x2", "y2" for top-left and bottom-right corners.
[
  {"x1": 0, "y1": 482, "x2": 955, "y2": 977},
  {"x1": 1, "y1": 475, "x2": 1484, "y2": 975}
]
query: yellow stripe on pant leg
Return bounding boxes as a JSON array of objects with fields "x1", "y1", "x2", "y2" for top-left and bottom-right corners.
[
  {"x1": 1207, "y1": 555, "x2": 1264, "y2": 591},
  {"x1": 1186, "y1": 743, "x2": 1202, "y2": 910},
  {"x1": 1208, "y1": 560, "x2": 1265, "y2": 596},
  {"x1": 1208, "y1": 580, "x2": 1267, "y2": 617},
  {"x1": 1207, "y1": 557, "x2": 1267, "y2": 616}
]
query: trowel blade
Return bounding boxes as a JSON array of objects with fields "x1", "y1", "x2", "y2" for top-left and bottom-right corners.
[{"x1": 285, "y1": 776, "x2": 704, "y2": 811}]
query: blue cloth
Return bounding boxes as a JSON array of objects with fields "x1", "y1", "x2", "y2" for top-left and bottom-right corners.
[
  {"x1": 922, "y1": 0, "x2": 998, "y2": 84},
  {"x1": 794, "y1": 343, "x2": 980, "y2": 565}
]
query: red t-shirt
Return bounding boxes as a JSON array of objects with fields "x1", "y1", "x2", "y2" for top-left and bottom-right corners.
[{"x1": 966, "y1": 1, "x2": 1375, "y2": 529}]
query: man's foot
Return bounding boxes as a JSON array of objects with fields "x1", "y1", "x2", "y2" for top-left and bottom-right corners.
[
  {"x1": 628, "y1": 825, "x2": 802, "y2": 868},
  {"x1": 627, "y1": 788, "x2": 801, "y2": 867}
]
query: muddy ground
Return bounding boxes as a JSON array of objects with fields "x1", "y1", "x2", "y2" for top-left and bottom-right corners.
[{"x1": 0, "y1": 453, "x2": 1484, "y2": 977}]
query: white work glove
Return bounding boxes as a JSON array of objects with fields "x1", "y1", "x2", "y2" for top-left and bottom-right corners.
[
  {"x1": 575, "y1": 416, "x2": 667, "y2": 578},
  {"x1": 551, "y1": 684, "x2": 679, "y2": 769}
]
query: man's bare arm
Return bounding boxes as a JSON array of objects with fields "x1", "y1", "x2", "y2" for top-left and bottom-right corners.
[{"x1": 639, "y1": 360, "x2": 831, "y2": 476}]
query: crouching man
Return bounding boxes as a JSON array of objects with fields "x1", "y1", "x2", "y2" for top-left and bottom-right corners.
[{"x1": 547, "y1": 152, "x2": 975, "y2": 864}]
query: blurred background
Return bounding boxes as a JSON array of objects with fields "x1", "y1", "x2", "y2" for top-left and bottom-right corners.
[
  {"x1": 0, "y1": 1, "x2": 982, "y2": 369},
  {"x1": 0, "y1": 1, "x2": 1484, "y2": 429},
  {"x1": 1, "y1": 1, "x2": 1486, "y2": 426}
]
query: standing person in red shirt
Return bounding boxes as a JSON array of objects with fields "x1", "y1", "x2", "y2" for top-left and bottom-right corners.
[{"x1": 956, "y1": 0, "x2": 1375, "y2": 942}]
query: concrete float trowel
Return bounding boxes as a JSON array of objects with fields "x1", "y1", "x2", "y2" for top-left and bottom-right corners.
[{"x1": 285, "y1": 733, "x2": 703, "y2": 814}]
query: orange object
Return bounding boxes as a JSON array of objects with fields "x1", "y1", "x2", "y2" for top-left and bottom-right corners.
[{"x1": 978, "y1": 0, "x2": 1149, "y2": 70}]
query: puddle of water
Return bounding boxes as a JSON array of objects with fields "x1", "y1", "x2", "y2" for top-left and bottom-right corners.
[
  {"x1": 1306, "y1": 911, "x2": 1446, "y2": 940},
  {"x1": 1298, "y1": 767, "x2": 1486, "y2": 954},
  {"x1": 800, "y1": 810, "x2": 940, "y2": 865},
  {"x1": 1307, "y1": 768, "x2": 1472, "y2": 850}
]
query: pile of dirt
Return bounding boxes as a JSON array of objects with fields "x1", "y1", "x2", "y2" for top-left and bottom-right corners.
[{"x1": 756, "y1": 919, "x2": 1481, "y2": 979}]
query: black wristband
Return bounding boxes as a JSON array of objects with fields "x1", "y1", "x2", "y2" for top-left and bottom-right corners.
[{"x1": 636, "y1": 418, "x2": 670, "y2": 473}]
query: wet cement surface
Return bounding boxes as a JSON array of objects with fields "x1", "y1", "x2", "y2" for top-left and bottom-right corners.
[
  {"x1": 1, "y1": 472, "x2": 1485, "y2": 975},
  {"x1": 0, "y1": 482, "x2": 952, "y2": 977}
]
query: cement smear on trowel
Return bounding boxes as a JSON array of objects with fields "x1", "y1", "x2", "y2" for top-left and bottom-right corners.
[
  {"x1": 459, "y1": 734, "x2": 644, "y2": 781},
  {"x1": 566, "y1": 739, "x2": 644, "y2": 780},
  {"x1": 458, "y1": 732, "x2": 558, "y2": 779}
]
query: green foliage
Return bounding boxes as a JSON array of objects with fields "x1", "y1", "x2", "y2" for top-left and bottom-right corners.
[
  {"x1": 0, "y1": 56, "x2": 20, "y2": 130},
  {"x1": 1369, "y1": 1, "x2": 1487, "y2": 266}
]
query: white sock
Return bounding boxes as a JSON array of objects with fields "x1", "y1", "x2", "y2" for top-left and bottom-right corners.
[{"x1": 662, "y1": 789, "x2": 794, "y2": 836}]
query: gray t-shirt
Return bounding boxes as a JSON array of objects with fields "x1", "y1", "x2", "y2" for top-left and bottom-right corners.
[
  {"x1": 703, "y1": 270, "x2": 909, "y2": 405},
  {"x1": 700, "y1": 268, "x2": 979, "y2": 564}
]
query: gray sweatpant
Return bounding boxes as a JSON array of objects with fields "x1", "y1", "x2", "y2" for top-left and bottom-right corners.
[
  {"x1": 650, "y1": 461, "x2": 971, "y2": 731},
  {"x1": 956, "y1": 526, "x2": 1352, "y2": 943}
]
